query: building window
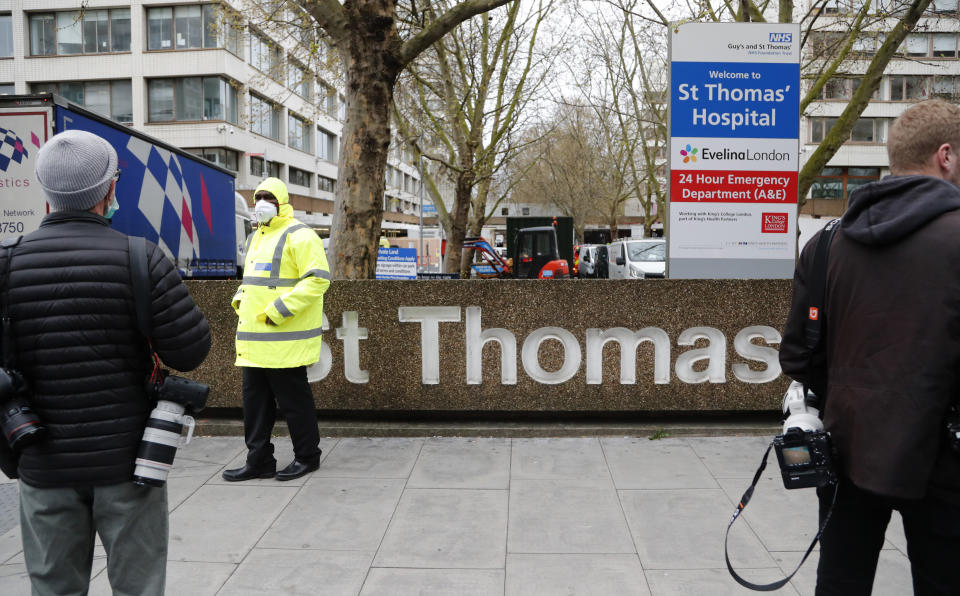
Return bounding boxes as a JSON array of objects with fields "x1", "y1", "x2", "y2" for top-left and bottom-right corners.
[
  {"x1": 321, "y1": 83, "x2": 337, "y2": 118},
  {"x1": 0, "y1": 84, "x2": 14, "y2": 94},
  {"x1": 338, "y1": 95, "x2": 346, "y2": 121},
  {"x1": 890, "y1": 75, "x2": 928, "y2": 100},
  {"x1": 809, "y1": 117, "x2": 837, "y2": 143},
  {"x1": 1, "y1": 14, "x2": 12, "y2": 58},
  {"x1": 318, "y1": 176, "x2": 335, "y2": 193},
  {"x1": 931, "y1": 0, "x2": 959, "y2": 13},
  {"x1": 289, "y1": 167, "x2": 311, "y2": 188},
  {"x1": 902, "y1": 34, "x2": 929, "y2": 57},
  {"x1": 811, "y1": 167, "x2": 880, "y2": 200},
  {"x1": 148, "y1": 77, "x2": 237, "y2": 123},
  {"x1": 288, "y1": 113, "x2": 310, "y2": 152},
  {"x1": 250, "y1": 94, "x2": 280, "y2": 140},
  {"x1": 147, "y1": 5, "x2": 218, "y2": 51},
  {"x1": 250, "y1": 156, "x2": 265, "y2": 177},
  {"x1": 29, "y1": 9, "x2": 130, "y2": 56},
  {"x1": 933, "y1": 34, "x2": 959, "y2": 58},
  {"x1": 266, "y1": 161, "x2": 281, "y2": 179},
  {"x1": 521, "y1": 207, "x2": 530, "y2": 216},
  {"x1": 250, "y1": 31, "x2": 281, "y2": 77},
  {"x1": 932, "y1": 76, "x2": 960, "y2": 99},
  {"x1": 501, "y1": 207, "x2": 509, "y2": 216},
  {"x1": 317, "y1": 127, "x2": 337, "y2": 161},
  {"x1": 288, "y1": 63, "x2": 312, "y2": 99},
  {"x1": 185, "y1": 147, "x2": 239, "y2": 172},
  {"x1": 32, "y1": 80, "x2": 133, "y2": 123},
  {"x1": 811, "y1": 117, "x2": 885, "y2": 144}
]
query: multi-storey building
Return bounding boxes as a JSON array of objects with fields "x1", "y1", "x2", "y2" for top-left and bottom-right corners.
[
  {"x1": 801, "y1": 0, "x2": 960, "y2": 220},
  {"x1": 0, "y1": 0, "x2": 428, "y2": 234}
]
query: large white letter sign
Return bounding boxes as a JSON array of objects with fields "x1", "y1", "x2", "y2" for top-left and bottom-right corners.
[
  {"x1": 521, "y1": 327, "x2": 582, "y2": 385},
  {"x1": 336, "y1": 311, "x2": 370, "y2": 384},
  {"x1": 306, "y1": 313, "x2": 332, "y2": 383},
  {"x1": 465, "y1": 306, "x2": 518, "y2": 385},
  {"x1": 675, "y1": 326, "x2": 727, "y2": 383},
  {"x1": 398, "y1": 306, "x2": 461, "y2": 384},
  {"x1": 732, "y1": 325, "x2": 782, "y2": 383},
  {"x1": 585, "y1": 327, "x2": 671, "y2": 385}
]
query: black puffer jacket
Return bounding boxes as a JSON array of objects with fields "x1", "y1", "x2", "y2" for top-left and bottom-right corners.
[{"x1": 0, "y1": 211, "x2": 211, "y2": 488}]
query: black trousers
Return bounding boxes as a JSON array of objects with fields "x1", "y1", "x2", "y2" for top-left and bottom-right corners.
[
  {"x1": 241, "y1": 366, "x2": 320, "y2": 466},
  {"x1": 816, "y1": 477, "x2": 960, "y2": 596}
]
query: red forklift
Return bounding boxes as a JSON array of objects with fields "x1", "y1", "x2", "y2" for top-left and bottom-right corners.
[{"x1": 462, "y1": 224, "x2": 569, "y2": 279}]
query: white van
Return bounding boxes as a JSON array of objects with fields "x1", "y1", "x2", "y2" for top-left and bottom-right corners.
[{"x1": 608, "y1": 239, "x2": 666, "y2": 279}]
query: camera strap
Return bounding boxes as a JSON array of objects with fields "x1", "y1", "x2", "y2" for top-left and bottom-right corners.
[
  {"x1": 0, "y1": 236, "x2": 23, "y2": 370},
  {"x1": 724, "y1": 441, "x2": 839, "y2": 592},
  {"x1": 127, "y1": 236, "x2": 163, "y2": 384},
  {"x1": 803, "y1": 218, "x2": 840, "y2": 352}
]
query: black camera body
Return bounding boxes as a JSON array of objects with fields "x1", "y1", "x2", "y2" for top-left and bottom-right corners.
[
  {"x1": 773, "y1": 427, "x2": 837, "y2": 489},
  {"x1": 0, "y1": 367, "x2": 45, "y2": 451}
]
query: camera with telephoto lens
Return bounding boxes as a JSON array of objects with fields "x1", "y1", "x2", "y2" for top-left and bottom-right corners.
[
  {"x1": 0, "y1": 367, "x2": 45, "y2": 451},
  {"x1": 133, "y1": 370, "x2": 209, "y2": 487},
  {"x1": 773, "y1": 381, "x2": 838, "y2": 490}
]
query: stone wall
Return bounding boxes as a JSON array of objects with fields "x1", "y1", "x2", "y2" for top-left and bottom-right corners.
[{"x1": 184, "y1": 279, "x2": 794, "y2": 414}]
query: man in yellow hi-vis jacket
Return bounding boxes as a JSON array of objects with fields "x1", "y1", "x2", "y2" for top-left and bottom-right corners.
[{"x1": 222, "y1": 177, "x2": 330, "y2": 482}]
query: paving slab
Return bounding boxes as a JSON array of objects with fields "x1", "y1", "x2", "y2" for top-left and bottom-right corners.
[
  {"x1": 601, "y1": 437, "x2": 718, "y2": 489},
  {"x1": 771, "y1": 548, "x2": 913, "y2": 596},
  {"x1": 360, "y1": 568, "x2": 504, "y2": 596},
  {"x1": 373, "y1": 488, "x2": 508, "y2": 568},
  {"x1": 258, "y1": 477, "x2": 404, "y2": 551},
  {"x1": 315, "y1": 437, "x2": 424, "y2": 478},
  {"x1": 407, "y1": 437, "x2": 510, "y2": 489},
  {"x1": 219, "y1": 549, "x2": 372, "y2": 596},
  {"x1": 168, "y1": 484, "x2": 298, "y2": 563},
  {"x1": 511, "y1": 438, "x2": 611, "y2": 486},
  {"x1": 619, "y1": 488, "x2": 775, "y2": 570},
  {"x1": 505, "y1": 553, "x2": 650, "y2": 596},
  {"x1": 508, "y1": 478, "x2": 636, "y2": 554},
  {"x1": 89, "y1": 560, "x2": 236, "y2": 596},
  {"x1": 686, "y1": 436, "x2": 776, "y2": 479},
  {"x1": 644, "y1": 568, "x2": 800, "y2": 596}
]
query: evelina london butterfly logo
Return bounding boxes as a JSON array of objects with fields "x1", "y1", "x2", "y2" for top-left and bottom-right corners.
[
  {"x1": 0, "y1": 127, "x2": 32, "y2": 173},
  {"x1": 680, "y1": 144, "x2": 698, "y2": 164}
]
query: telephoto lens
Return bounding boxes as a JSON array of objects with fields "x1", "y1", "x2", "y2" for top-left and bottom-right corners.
[
  {"x1": 0, "y1": 369, "x2": 45, "y2": 450},
  {"x1": 133, "y1": 400, "x2": 196, "y2": 487}
]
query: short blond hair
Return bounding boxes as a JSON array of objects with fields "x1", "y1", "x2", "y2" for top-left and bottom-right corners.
[{"x1": 888, "y1": 99, "x2": 960, "y2": 174}]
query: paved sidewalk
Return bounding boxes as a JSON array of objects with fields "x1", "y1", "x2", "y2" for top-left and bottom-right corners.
[{"x1": 0, "y1": 435, "x2": 912, "y2": 595}]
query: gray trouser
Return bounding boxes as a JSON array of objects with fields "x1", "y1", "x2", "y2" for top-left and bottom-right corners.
[{"x1": 19, "y1": 481, "x2": 168, "y2": 596}]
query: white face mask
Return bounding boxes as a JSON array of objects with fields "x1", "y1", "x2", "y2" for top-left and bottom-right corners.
[
  {"x1": 105, "y1": 195, "x2": 119, "y2": 219},
  {"x1": 254, "y1": 200, "x2": 278, "y2": 225}
]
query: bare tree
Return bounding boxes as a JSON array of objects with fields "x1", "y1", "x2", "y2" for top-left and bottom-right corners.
[
  {"x1": 278, "y1": 0, "x2": 516, "y2": 279},
  {"x1": 393, "y1": 0, "x2": 558, "y2": 276}
]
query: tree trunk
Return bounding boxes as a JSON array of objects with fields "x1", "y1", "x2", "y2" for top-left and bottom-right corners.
[
  {"x1": 330, "y1": 1, "x2": 401, "y2": 280},
  {"x1": 449, "y1": 166, "x2": 475, "y2": 275}
]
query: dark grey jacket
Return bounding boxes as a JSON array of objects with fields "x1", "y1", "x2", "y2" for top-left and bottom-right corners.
[
  {"x1": 780, "y1": 175, "x2": 960, "y2": 502},
  {"x1": 0, "y1": 211, "x2": 210, "y2": 488}
]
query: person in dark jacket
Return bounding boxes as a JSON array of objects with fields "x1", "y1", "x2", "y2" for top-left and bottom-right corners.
[
  {"x1": 780, "y1": 99, "x2": 960, "y2": 596},
  {"x1": 0, "y1": 130, "x2": 211, "y2": 595}
]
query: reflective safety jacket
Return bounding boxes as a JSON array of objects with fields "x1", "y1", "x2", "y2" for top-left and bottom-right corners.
[{"x1": 233, "y1": 178, "x2": 330, "y2": 368}]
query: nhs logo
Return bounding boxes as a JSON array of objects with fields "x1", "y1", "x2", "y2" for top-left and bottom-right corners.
[{"x1": 769, "y1": 32, "x2": 792, "y2": 43}]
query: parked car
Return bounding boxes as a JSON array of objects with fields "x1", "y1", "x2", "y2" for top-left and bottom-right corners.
[
  {"x1": 577, "y1": 244, "x2": 609, "y2": 278},
  {"x1": 608, "y1": 239, "x2": 665, "y2": 279}
]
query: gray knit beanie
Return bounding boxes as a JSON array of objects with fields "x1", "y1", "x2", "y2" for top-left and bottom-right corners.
[{"x1": 35, "y1": 130, "x2": 118, "y2": 211}]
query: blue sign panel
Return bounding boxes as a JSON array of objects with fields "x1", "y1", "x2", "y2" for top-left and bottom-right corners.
[
  {"x1": 670, "y1": 61, "x2": 799, "y2": 139},
  {"x1": 422, "y1": 204, "x2": 437, "y2": 215},
  {"x1": 375, "y1": 247, "x2": 418, "y2": 280}
]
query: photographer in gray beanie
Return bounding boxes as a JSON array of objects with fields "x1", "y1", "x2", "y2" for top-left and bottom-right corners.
[{"x1": 0, "y1": 129, "x2": 211, "y2": 595}]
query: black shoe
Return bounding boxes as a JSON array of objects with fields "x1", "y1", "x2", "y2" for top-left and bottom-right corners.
[
  {"x1": 275, "y1": 457, "x2": 320, "y2": 481},
  {"x1": 222, "y1": 461, "x2": 276, "y2": 482}
]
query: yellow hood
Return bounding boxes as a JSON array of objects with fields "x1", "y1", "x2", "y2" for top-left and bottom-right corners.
[{"x1": 254, "y1": 177, "x2": 293, "y2": 218}]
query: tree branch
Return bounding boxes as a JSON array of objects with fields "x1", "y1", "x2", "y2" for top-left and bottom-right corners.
[{"x1": 399, "y1": 0, "x2": 516, "y2": 66}]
